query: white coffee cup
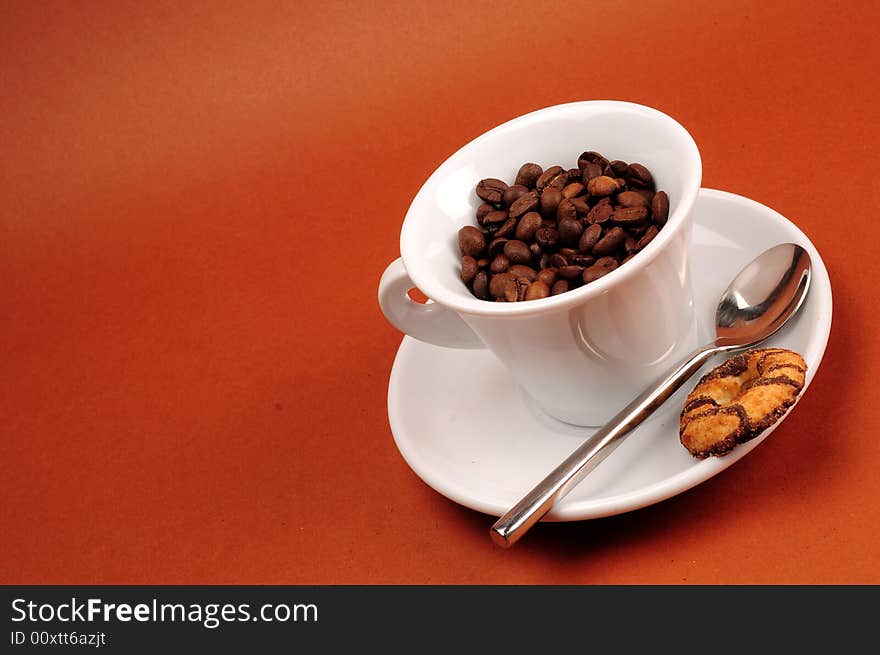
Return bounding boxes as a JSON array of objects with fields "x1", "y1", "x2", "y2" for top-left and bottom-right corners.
[{"x1": 378, "y1": 101, "x2": 702, "y2": 426}]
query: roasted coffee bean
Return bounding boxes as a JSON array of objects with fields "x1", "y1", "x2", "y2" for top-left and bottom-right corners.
[
  {"x1": 490, "y1": 254, "x2": 510, "y2": 274},
  {"x1": 569, "y1": 197, "x2": 590, "y2": 215},
  {"x1": 577, "y1": 151, "x2": 610, "y2": 172},
  {"x1": 570, "y1": 254, "x2": 595, "y2": 267},
  {"x1": 508, "y1": 264, "x2": 537, "y2": 281},
  {"x1": 503, "y1": 239, "x2": 532, "y2": 264},
  {"x1": 609, "y1": 160, "x2": 629, "y2": 177},
  {"x1": 580, "y1": 162, "x2": 603, "y2": 184},
  {"x1": 586, "y1": 199, "x2": 614, "y2": 224},
  {"x1": 483, "y1": 209, "x2": 508, "y2": 224},
  {"x1": 626, "y1": 163, "x2": 654, "y2": 189},
  {"x1": 489, "y1": 272, "x2": 515, "y2": 299},
  {"x1": 458, "y1": 226, "x2": 486, "y2": 257},
  {"x1": 582, "y1": 256, "x2": 618, "y2": 283},
  {"x1": 652, "y1": 190, "x2": 669, "y2": 225},
  {"x1": 472, "y1": 270, "x2": 489, "y2": 299},
  {"x1": 587, "y1": 175, "x2": 619, "y2": 197},
  {"x1": 540, "y1": 187, "x2": 563, "y2": 216},
  {"x1": 476, "y1": 178, "x2": 508, "y2": 203},
  {"x1": 536, "y1": 166, "x2": 566, "y2": 192},
  {"x1": 502, "y1": 184, "x2": 529, "y2": 207},
  {"x1": 636, "y1": 225, "x2": 660, "y2": 250},
  {"x1": 549, "y1": 253, "x2": 568, "y2": 268},
  {"x1": 535, "y1": 227, "x2": 559, "y2": 250},
  {"x1": 495, "y1": 217, "x2": 518, "y2": 238},
  {"x1": 461, "y1": 256, "x2": 478, "y2": 284},
  {"x1": 536, "y1": 268, "x2": 558, "y2": 286},
  {"x1": 558, "y1": 265, "x2": 585, "y2": 280},
  {"x1": 460, "y1": 150, "x2": 669, "y2": 300},
  {"x1": 579, "y1": 223, "x2": 603, "y2": 252},
  {"x1": 525, "y1": 280, "x2": 550, "y2": 300},
  {"x1": 516, "y1": 212, "x2": 543, "y2": 241},
  {"x1": 514, "y1": 277, "x2": 531, "y2": 301},
  {"x1": 556, "y1": 198, "x2": 578, "y2": 223},
  {"x1": 562, "y1": 182, "x2": 585, "y2": 199},
  {"x1": 558, "y1": 218, "x2": 583, "y2": 246},
  {"x1": 508, "y1": 190, "x2": 539, "y2": 218},
  {"x1": 488, "y1": 237, "x2": 509, "y2": 256},
  {"x1": 616, "y1": 190, "x2": 648, "y2": 208},
  {"x1": 592, "y1": 226, "x2": 626, "y2": 256},
  {"x1": 514, "y1": 163, "x2": 543, "y2": 188},
  {"x1": 613, "y1": 205, "x2": 649, "y2": 225},
  {"x1": 476, "y1": 202, "x2": 495, "y2": 224}
]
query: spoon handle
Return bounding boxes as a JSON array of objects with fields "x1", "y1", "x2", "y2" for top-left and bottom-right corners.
[{"x1": 490, "y1": 342, "x2": 724, "y2": 548}]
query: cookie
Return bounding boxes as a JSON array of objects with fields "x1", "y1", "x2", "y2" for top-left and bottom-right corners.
[{"x1": 679, "y1": 348, "x2": 807, "y2": 459}]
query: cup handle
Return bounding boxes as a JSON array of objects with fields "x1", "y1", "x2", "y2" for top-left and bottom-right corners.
[{"x1": 378, "y1": 258, "x2": 484, "y2": 349}]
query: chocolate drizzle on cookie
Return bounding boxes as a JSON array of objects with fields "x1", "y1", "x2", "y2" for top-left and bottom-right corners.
[{"x1": 679, "y1": 348, "x2": 808, "y2": 459}]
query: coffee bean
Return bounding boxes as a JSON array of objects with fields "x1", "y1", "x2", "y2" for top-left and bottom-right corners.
[
  {"x1": 558, "y1": 247, "x2": 578, "y2": 259},
  {"x1": 580, "y1": 162, "x2": 603, "y2": 184},
  {"x1": 536, "y1": 268, "x2": 558, "y2": 286},
  {"x1": 483, "y1": 209, "x2": 508, "y2": 224},
  {"x1": 652, "y1": 190, "x2": 669, "y2": 225},
  {"x1": 508, "y1": 264, "x2": 537, "y2": 281},
  {"x1": 579, "y1": 223, "x2": 603, "y2": 252},
  {"x1": 556, "y1": 198, "x2": 578, "y2": 223},
  {"x1": 559, "y1": 265, "x2": 586, "y2": 280},
  {"x1": 626, "y1": 163, "x2": 654, "y2": 189},
  {"x1": 577, "y1": 151, "x2": 610, "y2": 171},
  {"x1": 570, "y1": 254, "x2": 595, "y2": 267},
  {"x1": 586, "y1": 199, "x2": 614, "y2": 224},
  {"x1": 495, "y1": 217, "x2": 518, "y2": 238},
  {"x1": 488, "y1": 237, "x2": 509, "y2": 256},
  {"x1": 458, "y1": 225, "x2": 486, "y2": 257},
  {"x1": 503, "y1": 239, "x2": 532, "y2": 264},
  {"x1": 476, "y1": 202, "x2": 495, "y2": 224},
  {"x1": 490, "y1": 254, "x2": 510, "y2": 274},
  {"x1": 476, "y1": 178, "x2": 508, "y2": 204},
  {"x1": 582, "y1": 257, "x2": 618, "y2": 283},
  {"x1": 536, "y1": 166, "x2": 565, "y2": 192},
  {"x1": 508, "y1": 190, "x2": 539, "y2": 218},
  {"x1": 587, "y1": 175, "x2": 619, "y2": 197},
  {"x1": 516, "y1": 212, "x2": 543, "y2": 241},
  {"x1": 592, "y1": 226, "x2": 626, "y2": 256},
  {"x1": 616, "y1": 190, "x2": 649, "y2": 208},
  {"x1": 550, "y1": 279, "x2": 569, "y2": 295},
  {"x1": 461, "y1": 256, "x2": 478, "y2": 284},
  {"x1": 514, "y1": 277, "x2": 531, "y2": 301},
  {"x1": 525, "y1": 280, "x2": 550, "y2": 300},
  {"x1": 535, "y1": 227, "x2": 559, "y2": 250},
  {"x1": 477, "y1": 257, "x2": 490, "y2": 269},
  {"x1": 624, "y1": 234, "x2": 638, "y2": 254},
  {"x1": 472, "y1": 270, "x2": 490, "y2": 299},
  {"x1": 502, "y1": 184, "x2": 529, "y2": 207},
  {"x1": 569, "y1": 197, "x2": 590, "y2": 215},
  {"x1": 613, "y1": 206, "x2": 649, "y2": 225},
  {"x1": 489, "y1": 272, "x2": 515, "y2": 299},
  {"x1": 609, "y1": 160, "x2": 629, "y2": 177},
  {"x1": 549, "y1": 253, "x2": 568, "y2": 268},
  {"x1": 558, "y1": 218, "x2": 583, "y2": 246},
  {"x1": 562, "y1": 182, "x2": 586, "y2": 199},
  {"x1": 636, "y1": 225, "x2": 659, "y2": 250},
  {"x1": 514, "y1": 163, "x2": 543, "y2": 188},
  {"x1": 539, "y1": 187, "x2": 563, "y2": 217},
  {"x1": 529, "y1": 242, "x2": 542, "y2": 259}
]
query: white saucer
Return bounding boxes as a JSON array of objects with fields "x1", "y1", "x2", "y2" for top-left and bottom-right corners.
[{"x1": 387, "y1": 188, "x2": 832, "y2": 521}]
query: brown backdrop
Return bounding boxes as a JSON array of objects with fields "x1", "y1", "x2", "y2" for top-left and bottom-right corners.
[{"x1": 2, "y1": 1, "x2": 877, "y2": 584}]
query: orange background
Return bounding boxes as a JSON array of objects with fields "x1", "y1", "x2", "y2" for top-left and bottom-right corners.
[{"x1": 2, "y1": 1, "x2": 878, "y2": 584}]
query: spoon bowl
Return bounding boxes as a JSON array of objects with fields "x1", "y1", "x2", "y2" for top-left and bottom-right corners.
[{"x1": 490, "y1": 242, "x2": 812, "y2": 547}]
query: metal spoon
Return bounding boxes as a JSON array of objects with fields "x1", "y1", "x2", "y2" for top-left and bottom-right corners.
[{"x1": 490, "y1": 242, "x2": 812, "y2": 548}]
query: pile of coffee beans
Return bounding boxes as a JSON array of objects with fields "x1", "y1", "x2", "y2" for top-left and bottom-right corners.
[{"x1": 458, "y1": 151, "x2": 670, "y2": 302}]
